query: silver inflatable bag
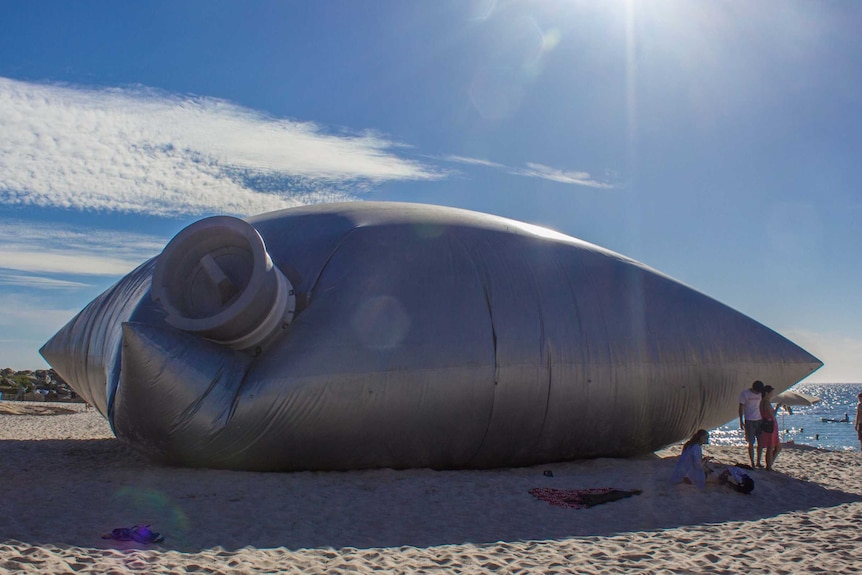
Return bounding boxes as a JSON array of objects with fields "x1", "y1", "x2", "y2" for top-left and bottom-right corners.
[{"x1": 41, "y1": 202, "x2": 821, "y2": 470}]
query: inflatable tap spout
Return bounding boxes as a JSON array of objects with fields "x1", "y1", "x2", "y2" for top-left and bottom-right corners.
[{"x1": 151, "y1": 216, "x2": 296, "y2": 352}]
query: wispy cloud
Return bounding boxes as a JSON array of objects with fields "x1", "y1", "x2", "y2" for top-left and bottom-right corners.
[
  {"x1": 0, "y1": 77, "x2": 442, "y2": 217},
  {"x1": 0, "y1": 219, "x2": 165, "y2": 279},
  {"x1": 512, "y1": 163, "x2": 614, "y2": 188},
  {"x1": 443, "y1": 155, "x2": 506, "y2": 169},
  {"x1": 443, "y1": 155, "x2": 613, "y2": 188},
  {"x1": 0, "y1": 77, "x2": 610, "y2": 220},
  {"x1": 0, "y1": 273, "x2": 88, "y2": 289}
]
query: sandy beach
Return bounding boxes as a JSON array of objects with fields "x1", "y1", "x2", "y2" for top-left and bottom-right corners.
[{"x1": 1, "y1": 402, "x2": 860, "y2": 574}]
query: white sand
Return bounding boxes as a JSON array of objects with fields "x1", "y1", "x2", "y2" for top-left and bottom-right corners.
[{"x1": 1, "y1": 401, "x2": 860, "y2": 574}]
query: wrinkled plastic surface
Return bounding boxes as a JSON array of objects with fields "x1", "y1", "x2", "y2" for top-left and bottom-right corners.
[{"x1": 41, "y1": 202, "x2": 822, "y2": 470}]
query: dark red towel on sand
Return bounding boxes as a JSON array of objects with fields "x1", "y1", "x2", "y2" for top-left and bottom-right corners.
[{"x1": 529, "y1": 487, "x2": 642, "y2": 509}]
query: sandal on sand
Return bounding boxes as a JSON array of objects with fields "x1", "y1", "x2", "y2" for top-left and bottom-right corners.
[{"x1": 102, "y1": 524, "x2": 164, "y2": 544}]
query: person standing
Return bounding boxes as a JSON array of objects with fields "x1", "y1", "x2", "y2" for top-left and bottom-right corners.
[
  {"x1": 855, "y1": 392, "x2": 862, "y2": 451},
  {"x1": 738, "y1": 380, "x2": 765, "y2": 468},
  {"x1": 759, "y1": 385, "x2": 781, "y2": 470}
]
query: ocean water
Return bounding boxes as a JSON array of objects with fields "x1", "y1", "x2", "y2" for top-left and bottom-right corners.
[{"x1": 709, "y1": 383, "x2": 862, "y2": 452}]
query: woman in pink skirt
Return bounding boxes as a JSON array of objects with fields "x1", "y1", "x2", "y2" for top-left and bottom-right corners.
[{"x1": 759, "y1": 385, "x2": 781, "y2": 470}]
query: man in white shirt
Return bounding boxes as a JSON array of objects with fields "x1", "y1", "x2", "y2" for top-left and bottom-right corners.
[{"x1": 738, "y1": 380, "x2": 765, "y2": 468}]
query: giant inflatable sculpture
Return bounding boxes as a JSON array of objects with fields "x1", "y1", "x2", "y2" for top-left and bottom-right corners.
[{"x1": 41, "y1": 202, "x2": 821, "y2": 471}]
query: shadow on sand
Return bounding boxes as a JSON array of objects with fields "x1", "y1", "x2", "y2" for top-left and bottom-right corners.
[{"x1": 2, "y1": 438, "x2": 860, "y2": 552}]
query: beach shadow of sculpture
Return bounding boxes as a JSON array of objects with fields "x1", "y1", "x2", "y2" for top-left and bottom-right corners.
[{"x1": 3, "y1": 439, "x2": 860, "y2": 552}]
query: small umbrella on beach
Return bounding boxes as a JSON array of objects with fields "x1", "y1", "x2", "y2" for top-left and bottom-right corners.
[
  {"x1": 774, "y1": 390, "x2": 821, "y2": 407},
  {"x1": 773, "y1": 390, "x2": 821, "y2": 438}
]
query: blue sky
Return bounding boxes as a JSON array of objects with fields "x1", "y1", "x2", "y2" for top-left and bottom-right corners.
[{"x1": 0, "y1": 0, "x2": 859, "y2": 382}]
